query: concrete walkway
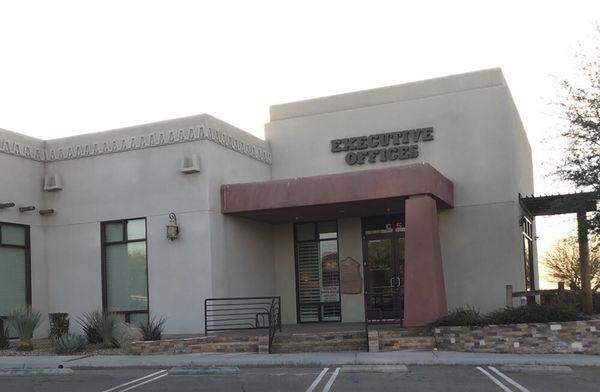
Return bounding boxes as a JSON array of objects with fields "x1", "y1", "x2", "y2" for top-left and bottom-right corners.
[{"x1": 1, "y1": 351, "x2": 600, "y2": 369}]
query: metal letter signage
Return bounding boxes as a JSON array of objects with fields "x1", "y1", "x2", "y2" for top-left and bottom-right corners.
[{"x1": 330, "y1": 127, "x2": 434, "y2": 165}]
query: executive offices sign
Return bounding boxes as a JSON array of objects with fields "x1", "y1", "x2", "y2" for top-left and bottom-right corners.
[{"x1": 330, "y1": 127, "x2": 434, "y2": 165}]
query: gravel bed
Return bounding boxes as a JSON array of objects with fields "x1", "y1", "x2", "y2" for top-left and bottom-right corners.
[{"x1": 0, "y1": 339, "x2": 129, "y2": 356}]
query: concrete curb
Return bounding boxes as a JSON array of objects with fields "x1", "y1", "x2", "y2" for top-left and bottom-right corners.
[
  {"x1": 0, "y1": 368, "x2": 73, "y2": 376},
  {"x1": 169, "y1": 366, "x2": 240, "y2": 375},
  {"x1": 341, "y1": 365, "x2": 408, "y2": 372},
  {"x1": 2, "y1": 351, "x2": 600, "y2": 369}
]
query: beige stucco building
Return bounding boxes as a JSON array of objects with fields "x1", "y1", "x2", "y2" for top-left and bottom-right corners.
[{"x1": 0, "y1": 68, "x2": 536, "y2": 336}]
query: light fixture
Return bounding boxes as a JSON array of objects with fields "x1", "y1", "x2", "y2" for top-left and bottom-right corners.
[
  {"x1": 166, "y1": 212, "x2": 179, "y2": 241},
  {"x1": 19, "y1": 206, "x2": 35, "y2": 212},
  {"x1": 39, "y1": 209, "x2": 55, "y2": 216},
  {"x1": 0, "y1": 202, "x2": 15, "y2": 209}
]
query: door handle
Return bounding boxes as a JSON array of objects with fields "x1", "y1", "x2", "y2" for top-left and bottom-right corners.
[
  {"x1": 389, "y1": 277, "x2": 394, "y2": 288},
  {"x1": 394, "y1": 277, "x2": 401, "y2": 287}
]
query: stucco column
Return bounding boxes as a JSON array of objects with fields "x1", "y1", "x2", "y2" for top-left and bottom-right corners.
[{"x1": 404, "y1": 194, "x2": 447, "y2": 327}]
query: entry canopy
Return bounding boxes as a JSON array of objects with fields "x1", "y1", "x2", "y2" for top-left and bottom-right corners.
[
  {"x1": 221, "y1": 163, "x2": 454, "y2": 223},
  {"x1": 519, "y1": 191, "x2": 599, "y2": 216}
]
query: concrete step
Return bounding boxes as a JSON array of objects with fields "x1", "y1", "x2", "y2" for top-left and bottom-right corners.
[
  {"x1": 271, "y1": 330, "x2": 368, "y2": 353},
  {"x1": 272, "y1": 341, "x2": 368, "y2": 353}
]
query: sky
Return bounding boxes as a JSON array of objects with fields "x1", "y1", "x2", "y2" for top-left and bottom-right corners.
[{"x1": 1, "y1": 0, "x2": 599, "y2": 287}]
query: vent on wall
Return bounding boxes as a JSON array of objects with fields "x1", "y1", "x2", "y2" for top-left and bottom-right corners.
[
  {"x1": 43, "y1": 174, "x2": 63, "y2": 191},
  {"x1": 180, "y1": 155, "x2": 201, "y2": 174}
]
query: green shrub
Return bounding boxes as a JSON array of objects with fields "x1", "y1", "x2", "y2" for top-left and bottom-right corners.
[
  {"x1": 593, "y1": 292, "x2": 600, "y2": 314},
  {"x1": 8, "y1": 306, "x2": 42, "y2": 349},
  {"x1": 429, "y1": 306, "x2": 484, "y2": 327},
  {"x1": 485, "y1": 302, "x2": 581, "y2": 325},
  {"x1": 54, "y1": 333, "x2": 86, "y2": 354},
  {"x1": 0, "y1": 325, "x2": 9, "y2": 350},
  {"x1": 49, "y1": 313, "x2": 70, "y2": 341},
  {"x1": 79, "y1": 311, "x2": 103, "y2": 344},
  {"x1": 139, "y1": 316, "x2": 166, "y2": 341},
  {"x1": 78, "y1": 310, "x2": 118, "y2": 347}
]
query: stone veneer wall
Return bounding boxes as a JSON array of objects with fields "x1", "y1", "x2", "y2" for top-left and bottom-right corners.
[
  {"x1": 130, "y1": 334, "x2": 267, "y2": 355},
  {"x1": 434, "y1": 319, "x2": 600, "y2": 354}
]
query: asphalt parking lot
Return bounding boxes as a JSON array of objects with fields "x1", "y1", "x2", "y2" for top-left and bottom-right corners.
[{"x1": 0, "y1": 365, "x2": 598, "y2": 391}]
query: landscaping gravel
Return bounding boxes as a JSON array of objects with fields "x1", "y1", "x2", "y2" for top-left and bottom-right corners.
[{"x1": 0, "y1": 339, "x2": 129, "y2": 356}]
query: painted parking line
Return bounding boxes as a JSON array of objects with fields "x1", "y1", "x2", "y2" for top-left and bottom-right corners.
[
  {"x1": 100, "y1": 369, "x2": 168, "y2": 392},
  {"x1": 476, "y1": 366, "x2": 531, "y2": 392},
  {"x1": 306, "y1": 368, "x2": 329, "y2": 392},
  {"x1": 489, "y1": 366, "x2": 531, "y2": 392},
  {"x1": 476, "y1": 366, "x2": 514, "y2": 392},
  {"x1": 322, "y1": 367, "x2": 340, "y2": 392}
]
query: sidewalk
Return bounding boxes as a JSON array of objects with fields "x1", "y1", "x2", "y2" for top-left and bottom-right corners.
[{"x1": 1, "y1": 351, "x2": 600, "y2": 369}]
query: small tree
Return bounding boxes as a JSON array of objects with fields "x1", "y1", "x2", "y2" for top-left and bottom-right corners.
[
  {"x1": 557, "y1": 26, "x2": 600, "y2": 234},
  {"x1": 543, "y1": 237, "x2": 600, "y2": 291}
]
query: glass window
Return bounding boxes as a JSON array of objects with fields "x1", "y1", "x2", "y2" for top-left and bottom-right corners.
[
  {"x1": 105, "y1": 222, "x2": 123, "y2": 243},
  {"x1": 0, "y1": 248, "x2": 27, "y2": 314},
  {"x1": 0, "y1": 223, "x2": 30, "y2": 337},
  {"x1": 106, "y1": 243, "x2": 148, "y2": 311},
  {"x1": 296, "y1": 223, "x2": 316, "y2": 241},
  {"x1": 127, "y1": 219, "x2": 146, "y2": 241},
  {"x1": 294, "y1": 220, "x2": 340, "y2": 322},
  {"x1": 521, "y1": 215, "x2": 535, "y2": 292},
  {"x1": 102, "y1": 218, "x2": 148, "y2": 322},
  {"x1": 318, "y1": 221, "x2": 337, "y2": 240},
  {"x1": 1, "y1": 225, "x2": 25, "y2": 246}
]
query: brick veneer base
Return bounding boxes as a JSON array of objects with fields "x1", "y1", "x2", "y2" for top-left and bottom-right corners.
[{"x1": 434, "y1": 319, "x2": 600, "y2": 354}]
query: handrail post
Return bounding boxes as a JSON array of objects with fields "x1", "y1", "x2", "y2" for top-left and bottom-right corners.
[
  {"x1": 277, "y1": 296, "x2": 282, "y2": 332},
  {"x1": 204, "y1": 299, "x2": 208, "y2": 336},
  {"x1": 506, "y1": 285, "x2": 513, "y2": 308}
]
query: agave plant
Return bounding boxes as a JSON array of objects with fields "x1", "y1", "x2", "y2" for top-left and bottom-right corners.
[
  {"x1": 54, "y1": 333, "x2": 86, "y2": 354},
  {"x1": 8, "y1": 306, "x2": 43, "y2": 351},
  {"x1": 139, "y1": 316, "x2": 166, "y2": 341},
  {"x1": 78, "y1": 310, "x2": 118, "y2": 348},
  {"x1": 0, "y1": 325, "x2": 9, "y2": 350}
]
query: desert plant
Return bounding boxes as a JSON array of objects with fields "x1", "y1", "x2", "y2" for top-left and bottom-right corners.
[
  {"x1": 54, "y1": 333, "x2": 86, "y2": 354},
  {"x1": 0, "y1": 324, "x2": 9, "y2": 350},
  {"x1": 78, "y1": 310, "x2": 118, "y2": 347},
  {"x1": 7, "y1": 306, "x2": 43, "y2": 351},
  {"x1": 139, "y1": 316, "x2": 166, "y2": 341},
  {"x1": 485, "y1": 302, "x2": 581, "y2": 325},
  {"x1": 430, "y1": 306, "x2": 484, "y2": 328},
  {"x1": 78, "y1": 310, "x2": 103, "y2": 344},
  {"x1": 48, "y1": 313, "x2": 70, "y2": 341}
]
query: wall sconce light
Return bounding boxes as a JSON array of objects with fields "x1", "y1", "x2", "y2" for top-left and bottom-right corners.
[
  {"x1": 0, "y1": 202, "x2": 15, "y2": 209},
  {"x1": 166, "y1": 212, "x2": 179, "y2": 241},
  {"x1": 39, "y1": 209, "x2": 55, "y2": 216},
  {"x1": 19, "y1": 206, "x2": 36, "y2": 213}
]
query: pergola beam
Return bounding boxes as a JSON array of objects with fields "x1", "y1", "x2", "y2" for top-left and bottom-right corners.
[{"x1": 520, "y1": 192, "x2": 598, "y2": 316}]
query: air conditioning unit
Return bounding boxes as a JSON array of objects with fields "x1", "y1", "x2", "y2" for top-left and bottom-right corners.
[
  {"x1": 180, "y1": 154, "x2": 201, "y2": 174},
  {"x1": 43, "y1": 174, "x2": 63, "y2": 191}
]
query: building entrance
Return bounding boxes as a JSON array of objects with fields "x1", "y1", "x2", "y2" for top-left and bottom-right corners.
[{"x1": 362, "y1": 215, "x2": 405, "y2": 323}]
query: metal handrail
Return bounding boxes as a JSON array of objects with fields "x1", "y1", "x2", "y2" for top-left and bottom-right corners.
[{"x1": 204, "y1": 297, "x2": 282, "y2": 343}]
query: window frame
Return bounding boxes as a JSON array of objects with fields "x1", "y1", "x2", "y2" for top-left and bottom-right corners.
[
  {"x1": 100, "y1": 217, "x2": 149, "y2": 323},
  {"x1": 293, "y1": 220, "x2": 342, "y2": 324},
  {"x1": 0, "y1": 222, "x2": 31, "y2": 336},
  {"x1": 521, "y1": 215, "x2": 536, "y2": 292}
]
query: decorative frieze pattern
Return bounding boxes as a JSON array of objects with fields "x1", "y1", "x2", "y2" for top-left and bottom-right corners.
[{"x1": 0, "y1": 125, "x2": 272, "y2": 164}]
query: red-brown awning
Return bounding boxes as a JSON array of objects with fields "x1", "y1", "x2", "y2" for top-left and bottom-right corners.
[{"x1": 220, "y1": 163, "x2": 453, "y2": 223}]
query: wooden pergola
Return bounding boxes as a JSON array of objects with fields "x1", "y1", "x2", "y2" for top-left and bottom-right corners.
[{"x1": 520, "y1": 191, "x2": 600, "y2": 315}]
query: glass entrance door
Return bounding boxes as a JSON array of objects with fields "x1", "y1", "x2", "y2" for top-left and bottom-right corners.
[{"x1": 363, "y1": 216, "x2": 405, "y2": 323}]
